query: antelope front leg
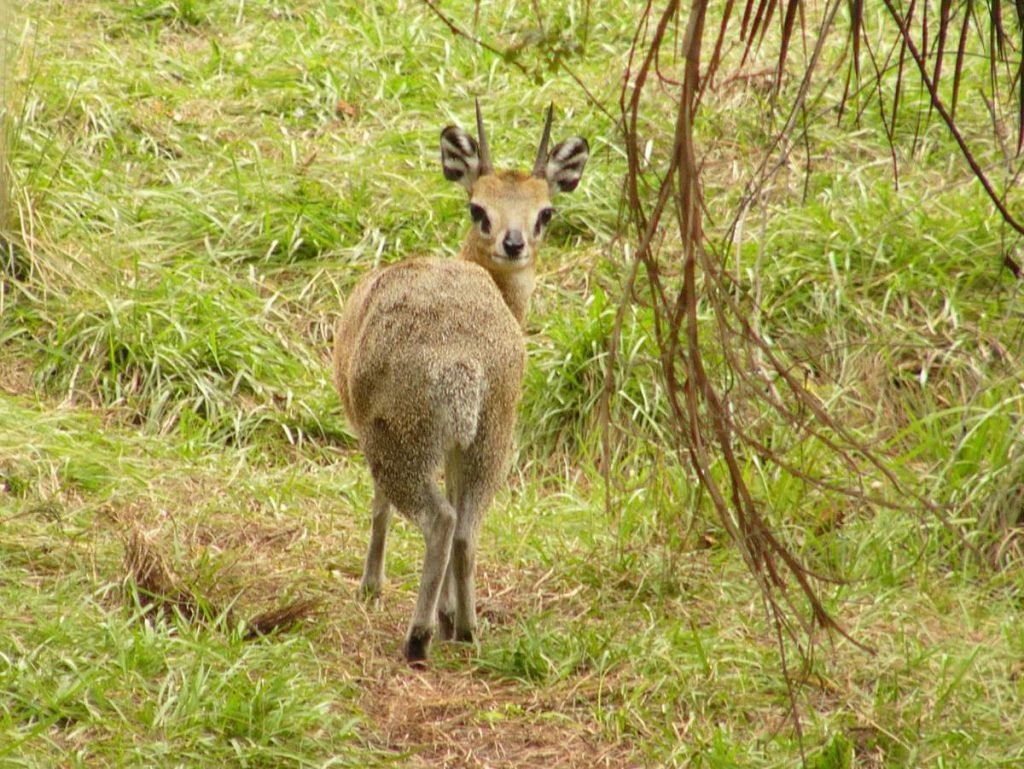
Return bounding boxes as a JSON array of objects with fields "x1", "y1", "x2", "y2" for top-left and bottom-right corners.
[
  {"x1": 359, "y1": 485, "x2": 392, "y2": 601},
  {"x1": 405, "y1": 484, "x2": 456, "y2": 665}
]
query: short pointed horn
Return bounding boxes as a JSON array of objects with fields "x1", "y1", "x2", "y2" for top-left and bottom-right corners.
[
  {"x1": 532, "y1": 103, "x2": 554, "y2": 178},
  {"x1": 475, "y1": 98, "x2": 494, "y2": 176}
]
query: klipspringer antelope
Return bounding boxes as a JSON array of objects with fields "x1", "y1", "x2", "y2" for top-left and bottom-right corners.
[{"x1": 332, "y1": 103, "x2": 588, "y2": 664}]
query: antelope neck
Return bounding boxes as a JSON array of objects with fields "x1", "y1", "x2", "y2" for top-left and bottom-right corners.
[{"x1": 459, "y1": 234, "x2": 535, "y2": 326}]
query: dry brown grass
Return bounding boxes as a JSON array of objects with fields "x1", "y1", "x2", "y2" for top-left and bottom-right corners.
[
  {"x1": 120, "y1": 517, "x2": 320, "y2": 637},
  {"x1": 363, "y1": 668, "x2": 636, "y2": 768}
]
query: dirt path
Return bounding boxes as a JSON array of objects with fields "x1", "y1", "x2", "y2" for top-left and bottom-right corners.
[{"x1": 362, "y1": 662, "x2": 636, "y2": 768}]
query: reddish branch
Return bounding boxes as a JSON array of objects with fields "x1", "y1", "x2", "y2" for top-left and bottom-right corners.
[{"x1": 881, "y1": 0, "x2": 1024, "y2": 241}]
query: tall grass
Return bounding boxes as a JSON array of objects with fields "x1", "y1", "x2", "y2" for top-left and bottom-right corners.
[
  {"x1": 25, "y1": 257, "x2": 343, "y2": 445},
  {"x1": 0, "y1": 0, "x2": 15, "y2": 263}
]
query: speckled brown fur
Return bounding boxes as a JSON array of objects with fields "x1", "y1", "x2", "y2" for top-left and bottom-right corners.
[{"x1": 333, "y1": 258, "x2": 524, "y2": 519}]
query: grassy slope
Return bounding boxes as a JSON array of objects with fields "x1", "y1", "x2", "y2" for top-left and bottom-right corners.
[{"x1": 1, "y1": 1, "x2": 1022, "y2": 767}]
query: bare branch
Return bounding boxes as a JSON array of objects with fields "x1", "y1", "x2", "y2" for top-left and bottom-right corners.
[
  {"x1": 419, "y1": 0, "x2": 529, "y2": 75},
  {"x1": 881, "y1": 0, "x2": 1024, "y2": 239}
]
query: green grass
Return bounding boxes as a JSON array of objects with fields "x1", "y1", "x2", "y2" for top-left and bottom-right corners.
[
  {"x1": 1, "y1": 583, "x2": 363, "y2": 766},
  {"x1": 1, "y1": 0, "x2": 1023, "y2": 766}
]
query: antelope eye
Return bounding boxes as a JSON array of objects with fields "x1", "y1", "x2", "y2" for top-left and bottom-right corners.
[
  {"x1": 535, "y1": 207, "x2": 555, "y2": 235},
  {"x1": 468, "y1": 203, "x2": 491, "y2": 235}
]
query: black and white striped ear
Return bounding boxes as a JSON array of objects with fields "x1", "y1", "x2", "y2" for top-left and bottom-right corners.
[
  {"x1": 542, "y1": 137, "x2": 589, "y2": 194},
  {"x1": 440, "y1": 126, "x2": 481, "y2": 192}
]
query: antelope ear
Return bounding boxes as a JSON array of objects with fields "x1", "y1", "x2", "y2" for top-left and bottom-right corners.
[
  {"x1": 440, "y1": 126, "x2": 481, "y2": 192},
  {"x1": 543, "y1": 137, "x2": 589, "y2": 194}
]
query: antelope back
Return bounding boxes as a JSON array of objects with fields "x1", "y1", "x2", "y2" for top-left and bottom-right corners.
[{"x1": 439, "y1": 104, "x2": 589, "y2": 271}]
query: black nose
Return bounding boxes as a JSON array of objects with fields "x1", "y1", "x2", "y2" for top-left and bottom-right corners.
[{"x1": 502, "y1": 230, "x2": 525, "y2": 258}]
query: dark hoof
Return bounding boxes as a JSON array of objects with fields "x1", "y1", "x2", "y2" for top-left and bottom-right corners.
[
  {"x1": 454, "y1": 628, "x2": 476, "y2": 644},
  {"x1": 404, "y1": 628, "x2": 432, "y2": 666},
  {"x1": 438, "y1": 611, "x2": 455, "y2": 640}
]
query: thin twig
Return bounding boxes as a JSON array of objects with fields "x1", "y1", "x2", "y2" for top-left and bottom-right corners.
[
  {"x1": 419, "y1": 0, "x2": 529, "y2": 76},
  {"x1": 881, "y1": 0, "x2": 1024, "y2": 239}
]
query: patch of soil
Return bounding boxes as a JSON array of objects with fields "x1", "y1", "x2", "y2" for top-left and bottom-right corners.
[
  {"x1": 364, "y1": 666, "x2": 638, "y2": 768},
  {"x1": 0, "y1": 356, "x2": 36, "y2": 398}
]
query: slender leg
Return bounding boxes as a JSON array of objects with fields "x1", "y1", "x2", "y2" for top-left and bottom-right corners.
[
  {"x1": 404, "y1": 482, "x2": 456, "y2": 665},
  {"x1": 451, "y1": 506, "x2": 482, "y2": 643},
  {"x1": 448, "y1": 434, "x2": 504, "y2": 645},
  {"x1": 437, "y1": 451, "x2": 463, "y2": 640},
  {"x1": 358, "y1": 484, "x2": 392, "y2": 600},
  {"x1": 438, "y1": 562, "x2": 456, "y2": 640}
]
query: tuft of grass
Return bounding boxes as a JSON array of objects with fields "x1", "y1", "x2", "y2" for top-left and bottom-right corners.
[
  {"x1": 122, "y1": 525, "x2": 320, "y2": 638},
  {"x1": 24, "y1": 257, "x2": 338, "y2": 446},
  {"x1": 522, "y1": 283, "x2": 668, "y2": 461}
]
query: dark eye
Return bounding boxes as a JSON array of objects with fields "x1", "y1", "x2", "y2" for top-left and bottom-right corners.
[
  {"x1": 534, "y1": 207, "x2": 555, "y2": 235},
  {"x1": 469, "y1": 203, "x2": 491, "y2": 235}
]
